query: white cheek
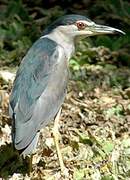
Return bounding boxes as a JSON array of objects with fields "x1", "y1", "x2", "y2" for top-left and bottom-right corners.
[{"x1": 58, "y1": 25, "x2": 77, "y2": 34}]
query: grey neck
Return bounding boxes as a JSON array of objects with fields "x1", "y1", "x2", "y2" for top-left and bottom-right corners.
[{"x1": 41, "y1": 29, "x2": 75, "y2": 60}]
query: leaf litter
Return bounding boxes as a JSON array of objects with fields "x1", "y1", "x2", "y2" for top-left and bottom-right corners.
[{"x1": 0, "y1": 64, "x2": 130, "y2": 180}]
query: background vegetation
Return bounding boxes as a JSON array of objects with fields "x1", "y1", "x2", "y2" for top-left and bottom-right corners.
[{"x1": 0, "y1": 0, "x2": 130, "y2": 179}]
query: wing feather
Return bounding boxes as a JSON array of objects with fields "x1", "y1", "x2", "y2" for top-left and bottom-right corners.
[{"x1": 9, "y1": 37, "x2": 68, "y2": 150}]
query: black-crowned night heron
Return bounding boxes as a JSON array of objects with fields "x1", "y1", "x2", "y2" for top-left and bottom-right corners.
[{"x1": 9, "y1": 14, "x2": 125, "y2": 173}]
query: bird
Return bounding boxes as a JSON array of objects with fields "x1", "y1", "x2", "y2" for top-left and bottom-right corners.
[{"x1": 9, "y1": 14, "x2": 125, "y2": 173}]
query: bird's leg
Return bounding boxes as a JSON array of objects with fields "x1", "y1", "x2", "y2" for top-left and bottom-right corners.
[
  {"x1": 53, "y1": 108, "x2": 65, "y2": 173},
  {"x1": 28, "y1": 154, "x2": 33, "y2": 174},
  {"x1": 24, "y1": 154, "x2": 33, "y2": 175}
]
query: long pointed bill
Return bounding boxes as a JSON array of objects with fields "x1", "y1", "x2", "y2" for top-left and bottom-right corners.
[{"x1": 90, "y1": 24, "x2": 125, "y2": 35}]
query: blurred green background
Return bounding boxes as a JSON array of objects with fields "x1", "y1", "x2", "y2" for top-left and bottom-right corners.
[{"x1": 0, "y1": 0, "x2": 130, "y2": 67}]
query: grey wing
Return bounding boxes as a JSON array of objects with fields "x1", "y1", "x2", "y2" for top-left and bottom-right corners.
[{"x1": 9, "y1": 37, "x2": 68, "y2": 151}]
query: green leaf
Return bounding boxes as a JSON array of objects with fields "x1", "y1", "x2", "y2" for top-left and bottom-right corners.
[
  {"x1": 73, "y1": 169, "x2": 85, "y2": 180},
  {"x1": 102, "y1": 141, "x2": 114, "y2": 154},
  {"x1": 122, "y1": 138, "x2": 130, "y2": 148},
  {"x1": 78, "y1": 132, "x2": 93, "y2": 146},
  {"x1": 70, "y1": 59, "x2": 80, "y2": 71},
  {"x1": 101, "y1": 175, "x2": 114, "y2": 180}
]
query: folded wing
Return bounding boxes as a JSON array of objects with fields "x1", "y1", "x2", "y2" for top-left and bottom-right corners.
[{"x1": 9, "y1": 37, "x2": 68, "y2": 152}]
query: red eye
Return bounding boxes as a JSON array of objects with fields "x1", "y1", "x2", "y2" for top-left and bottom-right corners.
[{"x1": 76, "y1": 22, "x2": 86, "y2": 30}]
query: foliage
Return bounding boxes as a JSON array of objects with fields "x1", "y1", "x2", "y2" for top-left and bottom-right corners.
[
  {"x1": 0, "y1": 0, "x2": 130, "y2": 179},
  {"x1": 0, "y1": 0, "x2": 130, "y2": 67}
]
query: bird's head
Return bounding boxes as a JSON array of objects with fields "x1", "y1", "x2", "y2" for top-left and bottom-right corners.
[{"x1": 43, "y1": 14, "x2": 125, "y2": 39}]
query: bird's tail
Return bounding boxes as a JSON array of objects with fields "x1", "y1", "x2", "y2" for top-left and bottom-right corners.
[{"x1": 20, "y1": 132, "x2": 40, "y2": 156}]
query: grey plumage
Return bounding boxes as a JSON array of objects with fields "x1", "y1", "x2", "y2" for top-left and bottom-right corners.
[
  {"x1": 9, "y1": 14, "x2": 124, "y2": 155},
  {"x1": 9, "y1": 37, "x2": 68, "y2": 154}
]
